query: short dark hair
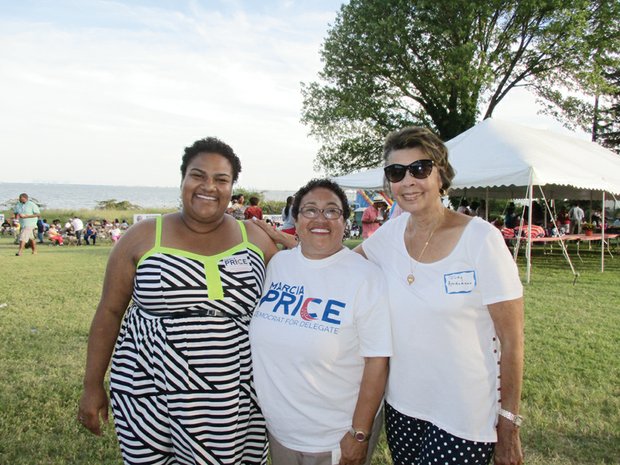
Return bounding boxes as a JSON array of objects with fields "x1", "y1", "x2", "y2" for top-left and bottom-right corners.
[
  {"x1": 292, "y1": 179, "x2": 351, "y2": 221},
  {"x1": 383, "y1": 126, "x2": 455, "y2": 193},
  {"x1": 249, "y1": 196, "x2": 259, "y2": 206},
  {"x1": 180, "y1": 137, "x2": 242, "y2": 182}
]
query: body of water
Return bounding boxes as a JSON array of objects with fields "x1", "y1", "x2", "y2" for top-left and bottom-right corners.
[{"x1": 0, "y1": 183, "x2": 295, "y2": 210}]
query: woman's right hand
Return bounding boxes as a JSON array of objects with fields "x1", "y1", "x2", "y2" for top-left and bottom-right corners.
[
  {"x1": 250, "y1": 219, "x2": 298, "y2": 249},
  {"x1": 78, "y1": 385, "x2": 109, "y2": 436}
]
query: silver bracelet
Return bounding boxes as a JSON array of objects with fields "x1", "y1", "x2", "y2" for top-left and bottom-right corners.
[{"x1": 498, "y1": 408, "x2": 523, "y2": 427}]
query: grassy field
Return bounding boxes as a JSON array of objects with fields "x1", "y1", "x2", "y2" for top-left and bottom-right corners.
[{"x1": 0, "y1": 236, "x2": 618, "y2": 464}]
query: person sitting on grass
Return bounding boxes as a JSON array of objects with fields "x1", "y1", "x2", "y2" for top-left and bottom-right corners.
[
  {"x1": 47, "y1": 224, "x2": 64, "y2": 246},
  {"x1": 109, "y1": 226, "x2": 122, "y2": 245},
  {"x1": 83, "y1": 223, "x2": 98, "y2": 245},
  {"x1": 1, "y1": 219, "x2": 11, "y2": 235}
]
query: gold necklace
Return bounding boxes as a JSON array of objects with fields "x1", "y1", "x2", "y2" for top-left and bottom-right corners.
[{"x1": 406, "y1": 219, "x2": 442, "y2": 285}]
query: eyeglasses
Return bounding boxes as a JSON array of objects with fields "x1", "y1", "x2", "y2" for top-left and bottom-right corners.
[
  {"x1": 384, "y1": 159, "x2": 434, "y2": 183},
  {"x1": 299, "y1": 206, "x2": 343, "y2": 220}
]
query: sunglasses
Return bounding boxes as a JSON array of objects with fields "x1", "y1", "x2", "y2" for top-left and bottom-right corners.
[{"x1": 383, "y1": 159, "x2": 434, "y2": 183}]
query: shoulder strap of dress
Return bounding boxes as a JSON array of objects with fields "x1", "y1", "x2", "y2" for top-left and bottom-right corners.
[
  {"x1": 237, "y1": 219, "x2": 248, "y2": 243},
  {"x1": 155, "y1": 215, "x2": 162, "y2": 248}
]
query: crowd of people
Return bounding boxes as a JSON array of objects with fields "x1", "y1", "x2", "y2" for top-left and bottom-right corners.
[
  {"x1": 485, "y1": 201, "x2": 612, "y2": 241},
  {"x1": 71, "y1": 130, "x2": 529, "y2": 465},
  {"x1": 4, "y1": 205, "x2": 130, "y2": 254}
]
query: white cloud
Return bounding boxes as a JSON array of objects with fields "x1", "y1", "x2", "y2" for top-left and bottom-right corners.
[
  {"x1": 0, "y1": 0, "x2": 591, "y2": 191},
  {"x1": 0, "y1": 0, "x2": 340, "y2": 189}
]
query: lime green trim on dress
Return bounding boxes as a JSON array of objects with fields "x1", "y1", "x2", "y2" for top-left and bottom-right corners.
[{"x1": 137, "y1": 216, "x2": 264, "y2": 300}]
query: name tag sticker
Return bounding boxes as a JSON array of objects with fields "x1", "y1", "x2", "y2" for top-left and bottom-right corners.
[
  {"x1": 444, "y1": 270, "x2": 477, "y2": 294},
  {"x1": 222, "y1": 257, "x2": 252, "y2": 273}
]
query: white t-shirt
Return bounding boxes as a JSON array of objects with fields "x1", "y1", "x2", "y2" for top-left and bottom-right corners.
[
  {"x1": 71, "y1": 218, "x2": 84, "y2": 232},
  {"x1": 362, "y1": 214, "x2": 522, "y2": 442},
  {"x1": 569, "y1": 206, "x2": 585, "y2": 221},
  {"x1": 280, "y1": 206, "x2": 295, "y2": 229},
  {"x1": 249, "y1": 246, "x2": 392, "y2": 452}
]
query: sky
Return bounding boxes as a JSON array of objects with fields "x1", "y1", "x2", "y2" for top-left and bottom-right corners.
[{"x1": 0, "y1": 0, "x2": 589, "y2": 190}]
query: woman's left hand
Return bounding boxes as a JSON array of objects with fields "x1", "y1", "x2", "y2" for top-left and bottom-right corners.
[
  {"x1": 339, "y1": 433, "x2": 368, "y2": 465},
  {"x1": 488, "y1": 297, "x2": 524, "y2": 465},
  {"x1": 494, "y1": 419, "x2": 523, "y2": 465}
]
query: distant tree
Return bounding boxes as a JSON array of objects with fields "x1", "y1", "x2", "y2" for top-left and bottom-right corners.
[
  {"x1": 0, "y1": 197, "x2": 46, "y2": 209},
  {"x1": 598, "y1": 71, "x2": 620, "y2": 152},
  {"x1": 261, "y1": 200, "x2": 286, "y2": 215},
  {"x1": 232, "y1": 189, "x2": 264, "y2": 204},
  {"x1": 95, "y1": 199, "x2": 141, "y2": 210},
  {"x1": 535, "y1": 0, "x2": 620, "y2": 153},
  {"x1": 302, "y1": 0, "x2": 615, "y2": 174}
]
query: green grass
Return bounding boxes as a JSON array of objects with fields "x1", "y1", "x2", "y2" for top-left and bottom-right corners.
[{"x1": 0, "y1": 237, "x2": 618, "y2": 464}]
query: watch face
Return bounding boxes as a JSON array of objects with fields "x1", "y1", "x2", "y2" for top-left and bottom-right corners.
[{"x1": 354, "y1": 431, "x2": 366, "y2": 442}]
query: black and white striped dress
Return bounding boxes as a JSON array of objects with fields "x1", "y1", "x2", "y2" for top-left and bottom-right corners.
[{"x1": 110, "y1": 217, "x2": 268, "y2": 465}]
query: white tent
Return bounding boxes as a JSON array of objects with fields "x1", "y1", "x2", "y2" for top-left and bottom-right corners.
[
  {"x1": 447, "y1": 119, "x2": 620, "y2": 199},
  {"x1": 332, "y1": 118, "x2": 620, "y2": 282},
  {"x1": 332, "y1": 166, "x2": 385, "y2": 190},
  {"x1": 333, "y1": 119, "x2": 620, "y2": 195}
]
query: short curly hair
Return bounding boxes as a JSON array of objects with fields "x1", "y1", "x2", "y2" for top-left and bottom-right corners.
[
  {"x1": 383, "y1": 126, "x2": 455, "y2": 193},
  {"x1": 291, "y1": 178, "x2": 351, "y2": 221},
  {"x1": 180, "y1": 137, "x2": 242, "y2": 182}
]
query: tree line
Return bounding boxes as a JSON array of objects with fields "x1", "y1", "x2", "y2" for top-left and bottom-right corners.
[{"x1": 301, "y1": 0, "x2": 620, "y2": 175}]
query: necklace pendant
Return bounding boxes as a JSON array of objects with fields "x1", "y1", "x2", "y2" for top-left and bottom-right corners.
[{"x1": 407, "y1": 274, "x2": 415, "y2": 285}]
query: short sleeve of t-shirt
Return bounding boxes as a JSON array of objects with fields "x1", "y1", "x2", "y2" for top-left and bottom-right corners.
[
  {"x1": 351, "y1": 265, "x2": 392, "y2": 357},
  {"x1": 468, "y1": 219, "x2": 523, "y2": 305}
]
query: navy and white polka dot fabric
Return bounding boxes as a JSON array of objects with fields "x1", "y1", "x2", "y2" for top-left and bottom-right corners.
[{"x1": 385, "y1": 403, "x2": 495, "y2": 465}]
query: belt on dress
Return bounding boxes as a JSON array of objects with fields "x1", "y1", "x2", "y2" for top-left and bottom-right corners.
[{"x1": 130, "y1": 303, "x2": 233, "y2": 319}]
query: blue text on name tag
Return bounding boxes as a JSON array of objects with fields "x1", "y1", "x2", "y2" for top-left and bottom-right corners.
[{"x1": 444, "y1": 270, "x2": 477, "y2": 294}]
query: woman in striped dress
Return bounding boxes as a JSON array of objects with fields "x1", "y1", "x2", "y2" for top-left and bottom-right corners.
[{"x1": 78, "y1": 137, "x2": 279, "y2": 465}]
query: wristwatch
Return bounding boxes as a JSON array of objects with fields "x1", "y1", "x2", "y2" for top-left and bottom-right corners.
[
  {"x1": 348, "y1": 427, "x2": 370, "y2": 442},
  {"x1": 498, "y1": 408, "x2": 524, "y2": 427}
]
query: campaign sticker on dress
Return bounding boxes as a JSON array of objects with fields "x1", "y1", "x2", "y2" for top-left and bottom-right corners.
[
  {"x1": 222, "y1": 256, "x2": 252, "y2": 273},
  {"x1": 444, "y1": 270, "x2": 476, "y2": 294}
]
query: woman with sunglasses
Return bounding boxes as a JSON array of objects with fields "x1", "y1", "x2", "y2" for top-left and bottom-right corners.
[
  {"x1": 357, "y1": 127, "x2": 524, "y2": 465},
  {"x1": 250, "y1": 178, "x2": 392, "y2": 465}
]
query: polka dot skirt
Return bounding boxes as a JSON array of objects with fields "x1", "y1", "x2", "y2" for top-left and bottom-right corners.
[{"x1": 385, "y1": 402, "x2": 495, "y2": 465}]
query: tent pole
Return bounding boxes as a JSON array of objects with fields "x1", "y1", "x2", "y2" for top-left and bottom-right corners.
[
  {"x1": 526, "y1": 183, "x2": 533, "y2": 284},
  {"x1": 602, "y1": 191, "x2": 606, "y2": 272},
  {"x1": 485, "y1": 188, "x2": 489, "y2": 220},
  {"x1": 538, "y1": 186, "x2": 579, "y2": 283},
  {"x1": 513, "y1": 186, "x2": 529, "y2": 270}
]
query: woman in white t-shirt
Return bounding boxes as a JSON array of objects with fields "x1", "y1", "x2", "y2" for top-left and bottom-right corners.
[
  {"x1": 250, "y1": 179, "x2": 392, "y2": 465},
  {"x1": 357, "y1": 127, "x2": 524, "y2": 465}
]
